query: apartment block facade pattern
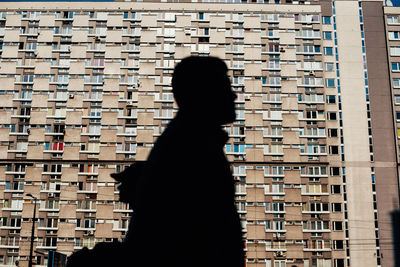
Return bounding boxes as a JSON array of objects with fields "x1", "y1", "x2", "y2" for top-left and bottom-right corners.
[{"x1": 0, "y1": 1, "x2": 398, "y2": 267}]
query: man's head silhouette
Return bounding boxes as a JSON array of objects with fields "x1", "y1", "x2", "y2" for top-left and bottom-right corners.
[{"x1": 172, "y1": 56, "x2": 236, "y2": 125}]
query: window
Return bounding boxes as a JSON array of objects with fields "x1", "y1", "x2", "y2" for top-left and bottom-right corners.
[
  {"x1": 323, "y1": 31, "x2": 332, "y2": 40},
  {"x1": 389, "y1": 31, "x2": 400, "y2": 40},
  {"x1": 394, "y1": 79, "x2": 400, "y2": 88},
  {"x1": 333, "y1": 221, "x2": 343, "y2": 231},
  {"x1": 328, "y1": 128, "x2": 338, "y2": 137},
  {"x1": 322, "y1": 16, "x2": 331, "y2": 24},
  {"x1": 331, "y1": 185, "x2": 341, "y2": 194},
  {"x1": 329, "y1": 146, "x2": 339, "y2": 155},
  {"x1": 334, "y1": 259, "x2": 345, "y2": 267},
  {"x1": 326, "y1": 95, "x2": 336, "y2": 104},
  {"x1": 330, "y1": 167, "x2": 340, "y2": 176},
  {"x1": 395, "y1": 95, "x2": 400, "y2": 104},
  {"x1": 324, "y1": 47, "x2": 333, "y2": 55},
  {"x1": 390, "y1": 47, "x2": 400, "y2": 56},
  {"x1": 333, "y1": 240, "x2": 344, "y2": 250},
  {"x1": 325, "y1": 79, "x2": 335, "y2": 87},
  {"x1": 396, "y1": 112, "x2": 400, "y2": 120},
  {"x1": 393, "y1": 63, "x2": 400, "y2": 71},
  {"x1": 331, "y1": 203, "x2": 342, "y2": 212},
  {"x1": 325, "y1": 62, "x2": 334, "y2": 71}
]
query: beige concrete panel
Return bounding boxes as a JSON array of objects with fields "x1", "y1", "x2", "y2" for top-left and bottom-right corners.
[
  {"x1": 68, "y1": 78, "x2": 85, "y2": 91},
  {"x1": 102, "y1": 95, "x2": 119, "y2": 108},
  {"x1": 176, "y1": 15, "x2": 191, "y2": 27},
  {"x1": 22, "y1": 201, "x2": 35, "y2": 218},
  {"x1": 98, "y1": 168, "x2": 115, "y2": 183},
  {"x1": 30, "y1": 111, "x2": 47, "y2": 124},
  {"x1": 0, "y1": 62, "x2": 16, "y2": 74},
  {"x1": 282, "y1": 131, "x2": 299, "y2": 144},
  {"x1": 25, "y1": 167, "x2": 42, "y2": 182},
  {"x1": 245, "y1": 130, "x2": 263, "y2": 144},
  {"x1": 60, "y1": 186, "x2": 77, "y2": 200},
  {"x1": 244, "y1": 47, "x2": 262, "y2": 60},
  {"x1": 141, "y1": 15, "x2": 157, "y2": 27},
  {"x1": 175, "y1": 30, "x2": 191, "y2": 43},
  {"x1": 279, "y1": 32, "x2": 296, "y2": 45},
  {"x1": 244, "y1": 63, "x2": 262, "y2": 76},
  {"x1": 138, "y1": 95, "x2": 154, "y2": 109},
  {"x1": 245, "y1": 96, "x2": 262, "y2": 110},
  {"x1": 58, "y1": 225, "x2": 76, "y2": 239},
  {"x1": 65, "y1": 129, "x2": 81, "y2": 142},
  {"x1": 97, "y1": 186, "x2": 114, "y2": 201},
  {"x1": 283, "y1": 170, "x2": 301, "y2": 184},
  {"x1": 0, "y1": 129, "x2": 9, "y2": 142},
  {"x1": 282, "y1": 97, "x2": 298, "y2": 110},
  {"x1": 139, "y1": 62, "x2": 156, "y2": 75},
  {"x1": 0, "y1": 111, "x2": 11, "y2": 124},
  {"x1": 73, "y1": 15, "x2": 89, "y2": 27},
  {"x1": 100, "y1": 129, "x2": 117, "y2": 142},
  {"x1": 34, "y1": 62, "x2": 51, "y2": 74},
  {"x1": 209, "y1": 47, "x2": 225, "y2": 59},
  {"x1": 61, "y1": 168, "x2": 78, "y2": 182},
  {"x1": 24, "y1": 187, "x2": 40, "y2": 202},
  {"x1": 66, "y1": 111, "x2": 82, "y2": 125},
  {"x1": 36, "y1": 45, "x2": 52, "y2": 58},
  {"x1": 283, "y1": 148, "x2": 300, "y2": 162},
  {"x1": 175, "y1": 46, "x2": 191, "y2": 59},
  {"x1": 246, "y1": 225, "x2": 266, "y2": 240},
  {"x1": 244, "y1": 32, "x2": 261, "y2": 44},
  {"x1": 100, "y1": 146, "x2": 117, "y2": 160},
  {"x1": 246, "y1": 187, "x2": 264, "y2": 202},
  {"x1": 136, "y1": 146, "x2": 152, "y2": 160},
  {"x1": 96, "y1": 204, "x2": 114, "y2": 219},
  {"x1": 95, "y1": 223, "x2": 114, "y2": 238},
  {"x1": 0, "y1": 78, "x2": 14, "y2": 91},
  {"x1": 32, "y1": 95, "x2": 49, "y2": 107},
  {"x1": 27, "y1": 146, "x2": 44, "y2": 159},
  {"x1": 246, "y1": 169, "x2": 264, "y2": 184},
  {"x1": 39, "y1": 14, "x2": 55, "y2": 27},
  {"x1": 103, "y1": 78, "x2": 120, "y2": 91},
  {"x1": 282, "y1": 114, "x2": 299, "y2": 127},
  {"x1": 286, "y1": 244, "x2": 304, "y2": 258},
  {"x1": 69, "y1": 62, "x2": 85, "y2": 75},
  {"x1": 244, "y1": 16, "x2": 261, "y2": 28},
  {"x1": 59, "y1": 204, "x2": 77, "y2": 219},
  {"x1": 244, "y1": 80, "x2": 262, "y2": 93},
  {"x1": 281, "y1": 64, "x2": 297, "y2": 77},
  {"x1": 139, "y1": 46, "x2": 156, "y2": 58},
  {"x1": 63, "y1": 147, "x2": 80, "y2": 161},
  {"x1": 0, "y1": 95, "x2": 13, "y2": 107},
  {"x1": 246, "y1": 206, "x2": 265, "y2": 220},
  {"x1": 3, "y1": 30, "x2": 20, "y2": 42},
  {"x1": 106, "y1": 30, "x2": 122, "y2": 43},
  {"x1": 101, "y1": 112, "x2": 118, "y2": 125},
  {"x1": 280, "y1": 48, "x2": 296, "y2": 61},
  {"x1": 0, "y1": 146, "x2": 8, "y2": 159},
  {"x1": 210, "y1": 16, "x2": 225, "y2": 28},
  {"x1": 72, "y1": 30, "x2": 88, "y2": 43},
  {"x1": 28, "y1": 128, "x2": 45, "y2": 142},
  {"x1": 138, "y1": 78, "x2": 155, "y2": 92},
  {"x1": 279, "y1": 17, "x2": 295, "y2": 29},
  {"x1": 246, "y1": 243, "x2": 266, "y2": 259},
  {"x1": 104, "y1": 62, "x2": 121, "y2": 75},
  {"x1": 137, "y1": 112, "x2": 154, "y2": 125},
  {"x1": 5, "y1": 14, "x2": 21, "y2": 27},
  {"x1": 141, "y1": 30, "x2": 157, "y2": 43},
  {"x1": 246, "y1": 148, "x2": 264, "y2": 161},
  {"x1": 67, "y1": 94, "x2": 84, "y2": 108},
  {"x1": 70, "y1": 46, "x2": 86, "y2": 58},
  {"x1": 245, "y1": 113, "x2": 263, "y2": 127},
  {"x1": 137, "y1": 129, "x2": 154, "y2": 143},
  {"x1": 2, "y1": 46, "x2": 18, "y2": 58},
  {"x1": 33, "y1": 78, "x2": 50, "y2": 91},
  {"x1": 107, "y1": 15, "x2": 123, "y2": 27},
  {"x1": 20, "y1": 222, "x2": 32, "y2": 238},
  {"x1": 38, "y1": 30, "x2": 54, "y2": 42},
  {"x1": 210, "y1": 29, "x2": 225, "y2": 43},
  {"x1": 284, "y1": 188, "x2": 301, "y2": 202},
  {"x1": 285, "y1": 206, "x2": 302, "y2": 220},
  {"x1": 286, "y1": 225, "x2": 303, "y2": 239}
]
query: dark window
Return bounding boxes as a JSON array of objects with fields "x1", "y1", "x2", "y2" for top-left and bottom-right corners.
[{"x1": 328, "y1": 128, "x2": 338, "y2": 137}]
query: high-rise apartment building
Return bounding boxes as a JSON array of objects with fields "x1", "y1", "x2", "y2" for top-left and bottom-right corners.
[{"x1": 0, "y1": 0, "x2": 398, "y2": 266}]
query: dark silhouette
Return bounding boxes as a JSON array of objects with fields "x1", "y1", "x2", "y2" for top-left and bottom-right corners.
[
  {"x1": 66, "y1": 56, "x2": 244, "y2": 267},
  {"x1": 127, "y1": 56, "x2": 244, "y2": 267}
]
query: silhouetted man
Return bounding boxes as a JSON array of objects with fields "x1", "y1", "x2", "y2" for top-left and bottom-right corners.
[{"x1": 128, "y1": 56, "x2": 244, "y2": 267}]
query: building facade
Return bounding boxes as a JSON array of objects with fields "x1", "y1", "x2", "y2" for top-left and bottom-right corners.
[{"x1": 0, "y1": 1, "x2": 398, "y2": 266}]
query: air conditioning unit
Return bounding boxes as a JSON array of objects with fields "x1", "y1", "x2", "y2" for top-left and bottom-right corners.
[
  {"x1": 69, "y1": 94, "x2": 74, "y2": 99},
  {"x1": 275, "y1": 251, "x2": 284, "y2": 257},
  {"x1": 88, "y1": 230, "x2": 95, "y2": 236},
  {"x1": 310, "y1": 70, "x2": 315, "y2": 76},
  {"x1": 127, "y1": 101, "x2": 134, "y2": 106},
  {"x1": 48, "y1": 193, "x2": 55, "y2": 198}
]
